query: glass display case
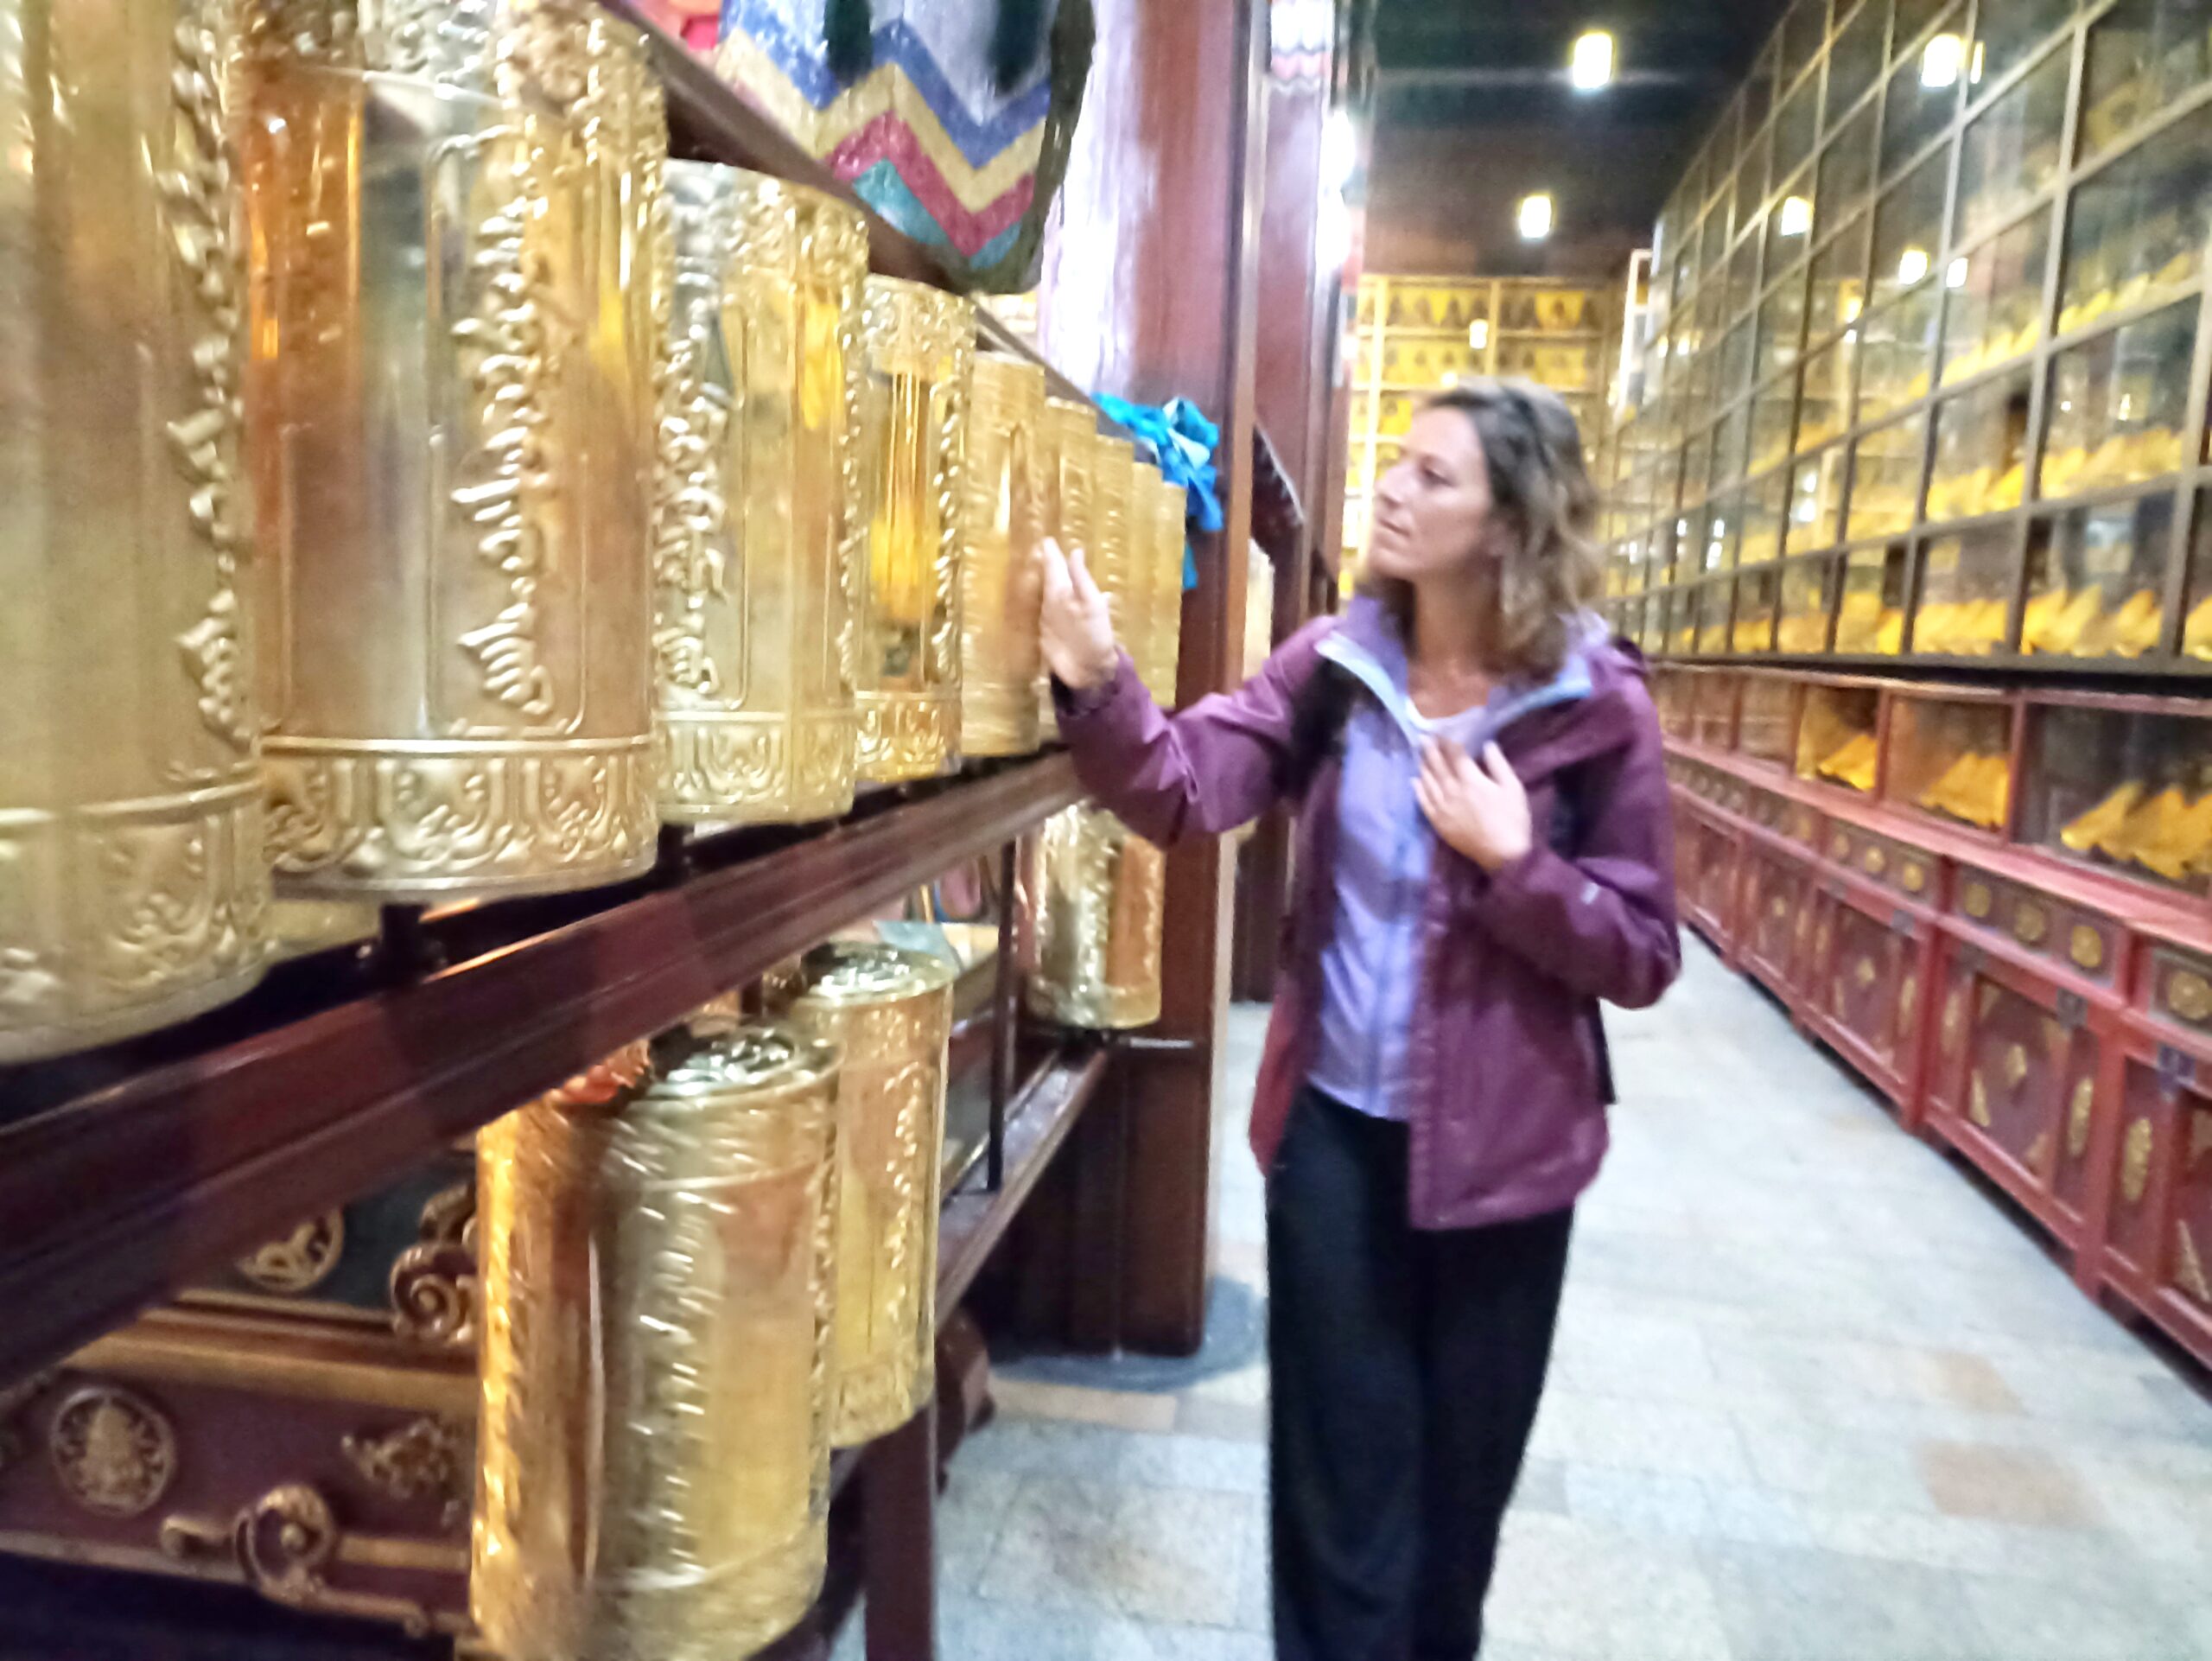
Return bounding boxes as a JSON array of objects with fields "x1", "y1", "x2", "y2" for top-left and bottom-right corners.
[
  {"x1": 1857, "y1": 279, "x2": 1942, "y2": 421},
  {"x1": 1828, "y1": 0, "x2": 1886, "y2": 118},
  {"x1": 1736, "y1": 564, "x2": 1783, "y2": 652},
  {"x1": 1780, "y1": 555, "x2": 1840, "y2": 651},
  {"x1": 1977, "y1": 0, "x2": 2082, "y2": 86},
  {"x1": 2025, "y1": 701, "x2": 2212, "y2": 890},
  {"x1": 1914, "y1": 523, "x2": 2016, "y2": 655},
  {"x1": 1758, "y1": 276, "x2": 1810, "y2": 386},
  {"x1": 1836, "y1": 540, "x2": 1910, "y2": 653},
  {"x1": 1698, "y1": 579, "x2": 1736, "y2": 654},
  {"x1": 1655, "y1": 667, "x2": 1695, "y2": 740},
  {"x1": 1847, "y1": 412, "x2": 1928, "y2": 539},
  {"x1": 1751, "y1": 376, "x2": 1800, "y2": 476},
  {"x1": 1924, "y1": 368, "x2": 2031, "y2": 522},
  {"x1": 1719, "y1": 321, "x2": 1758, "y2": 410},
  {"x1": 1774, "y1": 62, "x2": 1825, "y2": 183},
  {"x1": 1809, "y1": 213, "x2": 1873, "y2": 344},
  {"x1": 1780, "y1": 0, "x2": 1828, "y2": 87},
  {"x1": 2187, "y1": 489, "x2": 2212, "y2": 659},
  {"x1": 1789, "y1": 446, "x2": 1850, "y2": 552},
  {"x1": 2058, "y1": 105, "x2": 2212, "y2": 337},
  {"x1": 1954, "y1": 46, "x2": 2069, "y2": 246},
  {"x1": 1872, "y1": 150, "x2": 1949, "y2": 312},
  {"x1": 2041, "y1": 300, "x2": 2196, "y2": 499},
  {"x1": 2023, "y1": 492, "x2": 2174, "y2": 659},
  {"x1": 1741, "y1": 671, "x2": 1798, "y2": 762},
  {"x1": 1797, "y1": 335, "x2": 1855, "y2": 450},
  {"x1": 1817, "y1": 101, "x2": 1882, "y2": 241},
  {"x1": 1714, "y1": 405, "x2": 1753, "y2": 493},
  {"x1": 2083, "y1": 0, "x2": 2212, "y2": 160},
  {"x1": 1798, "y1": 680, "x2": 1882, "y2": 790},
  {"x1": 1941, "y1": 208, "x2": 2050, "y2": 386},
  {"x1": 1736, "y1": 128, "x2": 1773, "y2": 238},
  {"x1": 1770, "y1": 181, "x2": 1819, "y2": 278},
  {"x1": 1741, "y1": 464, "x2": 1792, "y2": 565},
  {"x1": 1889, "y1": 694, "x2": 2015, "y2": 830},
  {"x1": 1729, "y1": 234, "x2": 1764, "y2": 327},
  {"x1": 1882, "y1": 32, "x2": 1964, "y2": 179}
]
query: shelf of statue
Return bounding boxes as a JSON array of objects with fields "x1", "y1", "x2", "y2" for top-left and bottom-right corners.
[
  {"x1": 1918, "y1": 752, "x2": 2011, "y2": 830},
  {"x1": 2023, "y1": 587, "x2": 2164, "y2": 658},
  {"x1": 2064, "y1": 779, "x2": 2212, "y2": 882},
  {"x1": 1913, "y1": 598, "x2": 2009, "y2": 656},
  {"x1": 1819, "y1": 731, "x2": 1881, "y2": 792}
]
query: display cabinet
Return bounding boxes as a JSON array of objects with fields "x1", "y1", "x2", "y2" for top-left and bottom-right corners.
[
  {"x1": 1926, "y1": 368, "x2": 2031, "y2": 523},
  {"x1": 1342, "y1": 275, "x2": 1617, "y2": 570},
  {"x1": 1887, "y1": 690, "x2": 2015, "y2": 831},
  {"x1": 2024, "y1": 697, "x2": 2212, "y2": 890},
  {"x1": 1797, "y1": 679, "x2": 1883, "y2": 792},
  {"x1": 1942, "y1": 208, "x2": 2050, "y2": 389},
  {"x1": 2023, "y1": 491, "x2": 2173, "y2": 659},
  {"x1": 1836, "y1": 538, "x2": 1912, "y2": 653},
  {"x1": 1915, "y1": 522, "x2": 2017, "y2": 656}
]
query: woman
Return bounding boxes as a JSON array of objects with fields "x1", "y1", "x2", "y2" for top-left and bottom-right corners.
[{"x1": 1038, "y1": 379, "x2": 1680, "y2": 1660}]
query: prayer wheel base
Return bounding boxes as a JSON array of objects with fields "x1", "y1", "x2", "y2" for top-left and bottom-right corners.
[{"x1": 856, "y1": 692, "x2": 960, "y2": 784}]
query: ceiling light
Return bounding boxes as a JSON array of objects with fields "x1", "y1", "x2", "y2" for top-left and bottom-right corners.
[
  {"x1": 1322, "y1": 108, "x2": 1357, "y2": 194},
  {"x1": 1519, "y1": 193, "x2": 1554, "y2": 240},
  {"x1": 1778, "y1": 194, "x2": 1813, "y2": 237},
  {"x1": 1922, "y1": 31, "x2": 1965, "y2": 88},
  {"x1": 1946, "y1": 257, "x2": 1970, "y2": 290},
  {"x1": 1571, "y1": 29, "x2": 1616, "y2": 92},
  {"x1": 1469, "y1": 318, "x2": 1491, "y2": 349},
  {"x1": 1897, "y1": 246, "x2": 1930, "y2": 285}
]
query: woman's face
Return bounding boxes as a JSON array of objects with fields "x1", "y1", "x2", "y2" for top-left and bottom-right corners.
[{"x1": 1369, "y1": 407, "x2": 1498, "y2": 584}]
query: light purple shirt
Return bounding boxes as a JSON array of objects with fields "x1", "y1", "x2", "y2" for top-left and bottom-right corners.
[{"x1": 1307, "y1": 615, "x2": 1598, "y2": 1121}]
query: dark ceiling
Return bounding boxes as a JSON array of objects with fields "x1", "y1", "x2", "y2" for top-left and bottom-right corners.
[{"x1": 1366, "y1": 0, "x2": 1799, "y2": 277}]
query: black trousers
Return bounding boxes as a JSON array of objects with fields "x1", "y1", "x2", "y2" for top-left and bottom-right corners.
[{"x1": 1268, "y1": 1085, "x2": 1574, "y2": 1661}]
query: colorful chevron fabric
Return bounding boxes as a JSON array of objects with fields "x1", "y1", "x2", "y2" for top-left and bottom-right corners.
[{"x1": 715, "y1": 1, "x2": 1057, "y2": 265}]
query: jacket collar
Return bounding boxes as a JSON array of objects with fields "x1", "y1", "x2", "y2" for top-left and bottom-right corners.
[{"x1": 1316, "y1": 594, "x2": 1649, "y2": 783}]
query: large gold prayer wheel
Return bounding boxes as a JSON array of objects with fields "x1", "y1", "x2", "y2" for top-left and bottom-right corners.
[
  {"x1": 655, "y1": 161, "x2": 871, "y2": 825},
  {"x1": 1038, "y1": 399, "x2": 1097, "y2": 737},
  {"x1": 856, "y1": 279, "x2": 973, "y2": 783},
  {"x1": 474, "y1": 1020, "x2": 841, "y2": 1661},
  {"x1": 0, "y1": 0, "x2": 271, "y2": 1061},
  {"x1": 244, "y1": 1, "x2": 661, "y2": 901},
  {"x1": 1139, "y1": 466, "x2": 1189, "y2": 706},
  {"x1": 786, "y1": 941, "x2": 957, "y2": 1445},
  {"x1": 1088, "y1": 436, "x2": 1141, "y2": 627},
  {"x1": 959, "y1": 355, "x2": 1049, "y2": 756},
  {"x1": 1025, "y1": 805, "x2": 1168, "y2": 1030}
]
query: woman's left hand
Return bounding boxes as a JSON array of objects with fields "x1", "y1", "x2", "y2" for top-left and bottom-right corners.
[{"x1": 1415, "y1": 740, "x2": 1532, "y2": 874}]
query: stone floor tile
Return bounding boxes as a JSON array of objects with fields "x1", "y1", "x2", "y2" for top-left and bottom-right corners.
[
  {"x1": 940, "y1": 1466, "x2": 1026, "y2": 1595},
  {"x1": 1916, "y1": 1440, "x2": 2102, "y2": 1528},
  {"x1": 1484, "y1": 1512, "x2": 1732, "y2": 1661},
  {"x1": 1961, "y1": 1572, "x2": 2199, "y2": 1661},
  {"x1": 1172, "y1": 1397, "x2": 1268, "y2": 1444},
  {"x1": 1696, "y1": 1541, "x2": 1998, "y2": 1661},
  {"x1": 994, "y1": 1378, "x2": 1181, "y2": 1435},
  {"x1": 976, "y1": 1478, "x2": 1262, "y2": 1628},
  {"x1": 1529, "y1": 1390, "x2": 1752, "y2": 1482}
]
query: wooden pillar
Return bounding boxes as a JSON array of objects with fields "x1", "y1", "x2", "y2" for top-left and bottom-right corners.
[{"x1": 1039, "y1": 0, "x2": 1268, "y2": 1354}]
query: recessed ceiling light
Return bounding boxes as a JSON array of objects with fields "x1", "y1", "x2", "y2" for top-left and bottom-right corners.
[
  {"x1": 1519, "y1": 193, "x2": 1555, "y2": 240},
  {"x1": 1571, "y1": 30, "x2": 1616, "y2": 91},
  {"x1": 1922, "y1": 32, "x2": 1965, "y2": 88},
  {"x1": 1777, "y1": 195, "x2": 1813, "y2": 237}
]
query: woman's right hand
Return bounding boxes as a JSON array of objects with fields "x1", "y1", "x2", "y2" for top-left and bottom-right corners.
[{"x1": 1038, "y1": 538, "x2": 1119, "y2": 692}]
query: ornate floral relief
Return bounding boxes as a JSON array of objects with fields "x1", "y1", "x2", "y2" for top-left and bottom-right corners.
[
  {"x1": 164, "y1": 1482, "x2": 437, "y2": 1636},
  {"x1": 343, "y1": 1416, "x2": 473, "y2": 1528},
  {"x1": 2176, "y1": 1222, "x2": 2212, "y2": 1307},
  {"x1": 236, "y1": 1212, "x2": 346, "y2": 1293},
  {"x1": 2068, "y1": 1077, "x2": 2095, "y2": 1161},
  {"x1": 92, "y1": 798, "x2": 265, "y2": 996},
  {"x1": 2121, "y1": 1118, "x2": 2154, "y2": 1207},
  {"x1": 392, "y1": 1181, "x2": 478, "y2": 1347},
  {"x1": 856, "y1": 693, "x2": 957, "y2": 782}
]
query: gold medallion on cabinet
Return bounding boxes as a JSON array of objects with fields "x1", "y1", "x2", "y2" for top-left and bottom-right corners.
[
  {"x1": 50, "y1": 1384, "x2": 179, "y2": 1518},
  {"x1": 855, "y1": 279, "x2": 973, "y2": 782},
  {"x1": 0, "y1": 0, "x2": 272, "y2": 1062},
  {"x1": 1024, "y1": 805, "x2": 1168, "y2": 1030},
  {"x1": 787, "y1": 942, "x2": 957, "y2": 1446},
  {"x1": 653, "y1": 161, "x2": 871, "y2": 826},
  {"x1": 960, "y1": 355, "x2": 1049, "y2": 755},
  {"x1": 245, "y1": 3, "x2": 662, "y2": 901},
  {"x1": 474, "y1": 1021, "x2": 839, "y2": 1661}
]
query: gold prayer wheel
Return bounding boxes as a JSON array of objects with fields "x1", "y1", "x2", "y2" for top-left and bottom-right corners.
[
  {"x1": 474, "y1": 1020, "x2": 841, "y2": 1661},
  {"x1": 654, "y1": 161, "x2": 871, "y2": 825},
  {"x1": 0, "y1": 0, "x2": 271, "y2": 1061},
  {"x1": 1038, "y1": 398, "x2": 1097, "y2": 737},
  {"x1": 959, "y1": 355, "x2": 1049, "y2": 756},
  {"x1": 786, "y1": 941, "x2": 957, "y2": 1445},
  {"x1": 1088, "y1": 436, "x2": 1141, "y2": 628},
  {"x1": 244, "y1": 1, "x2": 662, "y2": 901},
  {"x1": 856, "y1": 279, "x2": 974, "y2": 782},
  {"x1": 1140, "y1": 467, "x2": 1189, "y2": 706},
  {"x1": 1025, "y1": 805, "x2": 1167, "y2": 1030}
]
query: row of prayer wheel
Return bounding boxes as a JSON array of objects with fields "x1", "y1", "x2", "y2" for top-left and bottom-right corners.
[
  {"x1": 476, "y1": 940, "x2": 957, "y2": 1661},
  {"x1": 0, "y1": 0, "x2": 1189, "y2": 1063}
]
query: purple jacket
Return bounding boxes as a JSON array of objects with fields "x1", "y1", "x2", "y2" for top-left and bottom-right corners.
[{"x1": 1055, "y1": 601, "x2": 1681, "y2": 1230}]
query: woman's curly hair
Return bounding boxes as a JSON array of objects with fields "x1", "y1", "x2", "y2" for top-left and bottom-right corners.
[{"x1": 1364, "y1": 377, "x2": 1602, "y2": 680}]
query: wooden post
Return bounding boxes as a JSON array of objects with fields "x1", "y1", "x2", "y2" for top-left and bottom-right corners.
[
  {"x1": 1038, "y1": 0, "x2": 1270, "y2": 1354},
  {"x1": 863, "y1": 1408, "x2": 938, "y2": 1661}
]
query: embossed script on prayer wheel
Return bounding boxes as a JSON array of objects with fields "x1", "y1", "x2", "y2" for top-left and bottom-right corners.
[
  {"x1": 474, "y1": 1021, "x2": 840, "y2": 1661},
  {"x1": 856, "y1": 279, "x2": 973, "y2": 783},
  {"x1": 244, "y1": 2, "x2": 660, "y2": 901},
  {"x1": 0, "y1": 0, "x2": 270, "y2": 1060},
  {"x1": 1087, "y1": 436, "x2": 1141, "y2": 630},
  {"x1": 1037, "y1": 398, "x2": 1097, "y2": 738},
  {"x1": 1024, "y1": 805, "x2": 1167, "y2": 1030},
  {"x1": 959, "y1": 355, "x2": 1048, "y2": 756},
  {"x1": 655, "y1": 161, "x2": 870, "y2": 825},
  {"x1": 787, "y1": 941, "x2": 957, "y2": 1446},
  {"x1": 1140, "y1": 467, "x2": 1189, "y2": 707}
]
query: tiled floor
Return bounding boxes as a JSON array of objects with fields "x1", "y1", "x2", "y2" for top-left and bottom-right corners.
[{"x1": 908, "y1": 940, "x2": 2212, "y2": 1658}]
